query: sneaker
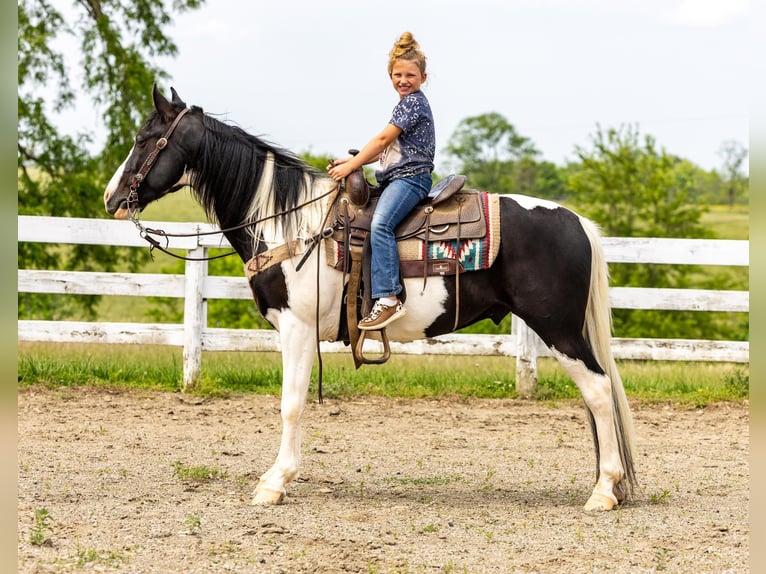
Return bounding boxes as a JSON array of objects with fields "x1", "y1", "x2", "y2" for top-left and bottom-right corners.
[{"x1": 358, "y1": 299, "x2": 406, "y2": 331}]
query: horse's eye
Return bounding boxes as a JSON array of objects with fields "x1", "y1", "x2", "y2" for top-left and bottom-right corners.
[{"x1": 135, "y1": 135, "x2": 147, "y2": 148}]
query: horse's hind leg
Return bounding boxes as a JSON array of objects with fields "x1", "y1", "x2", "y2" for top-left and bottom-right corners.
[
  {"x1": 549, "y1": 344, "x2": 626, "y2": 511},
  {"x1": 252, "y1": 314, "x2": 315, "y2": 505}
]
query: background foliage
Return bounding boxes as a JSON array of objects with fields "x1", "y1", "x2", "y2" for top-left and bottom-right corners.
[{"x1": 18, "y1": 2, "x2": 748, "y2": 344}]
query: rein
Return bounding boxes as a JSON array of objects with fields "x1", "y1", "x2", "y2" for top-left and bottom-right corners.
[
  {"x1": 126, "y1": 105, "x2": 342, "y2": 403},
  {"x1": 125, "y1": 104, "x2": 339, "y2": 261},
  {"x1": 130, "y1": 185, "x2": 338, "y2": 261}
]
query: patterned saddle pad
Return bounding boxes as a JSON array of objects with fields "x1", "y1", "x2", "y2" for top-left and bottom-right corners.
[{"x1": 327, "y1": 191, "x2": 500, "y2": 277}]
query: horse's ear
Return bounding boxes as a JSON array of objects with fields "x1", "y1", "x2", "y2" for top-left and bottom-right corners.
[
  {"x1": 152, "y1": 84, "x2": 175, "y2": 122},
  {"x1": 170, "y1": 87, "x2": 187, "y2": 109}
]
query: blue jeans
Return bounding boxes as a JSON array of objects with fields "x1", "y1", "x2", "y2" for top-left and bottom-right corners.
[{"x1": 370, "y1": 173, "x2": 432, "y2": 299}]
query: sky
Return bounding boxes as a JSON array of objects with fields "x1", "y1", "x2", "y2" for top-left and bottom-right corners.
[{"x1": 60, "y1": 0, "x2": 749, "y2": 174}]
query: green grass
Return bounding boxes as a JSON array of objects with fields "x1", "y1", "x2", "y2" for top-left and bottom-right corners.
[
  {"x1": 18, "y1": 342, "x2": 749, "y2": 406},
  {"x1": 140, "y1": 188, "x2": 208, "y2": 222},
  {"x1": 700, "y1": 205, "x2": 749, "y2": 240}
]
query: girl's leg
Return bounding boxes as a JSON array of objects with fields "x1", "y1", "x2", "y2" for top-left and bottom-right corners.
[{"x1": 369, "y1": 174, "x2": 431, "y2": 299}]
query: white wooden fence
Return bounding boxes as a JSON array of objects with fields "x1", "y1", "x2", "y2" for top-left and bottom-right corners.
[{"x1": 18, "y1": 216, "x2": 749, "y2": 393}]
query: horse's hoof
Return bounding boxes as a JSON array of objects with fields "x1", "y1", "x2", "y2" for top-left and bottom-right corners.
[
  {"x1": 251, "y1": 487, "x2": 285, "y2": 505},
  {"x1": 583, "y1": 492, "x2": 617, "y2": 512}
]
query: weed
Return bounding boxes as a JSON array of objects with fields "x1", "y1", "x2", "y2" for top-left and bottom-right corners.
[
  {"x1": 383, "y1": 474, "x2": 463, "y2": 487},
  {"x1": 649, "y1": 489, "x2": 671, "y2": 504},
  {"x1": 724, "y1": 368, "x2": 749, "y2": 397},
  {"x1": 76, "y1": 547, "x2": 99, "y2": 566},
  {"x1": 172, "y1": 460, "x2": 228, "y2": 483},
  {"x1": 421, "y1": 523, "x2": 438, "y2": 533},
  {"x1": 29, "y1": 508, "x2": 51, "y2": 546},
  {"x1": 184, "y1": 514, "x2": 202, "y2": 535},
  {"x1": 655, "y1": 548, "x2": 671, "y2": 571},
  {"x1": 74, "y1": 545, "x2": 124, "y2": 568}
]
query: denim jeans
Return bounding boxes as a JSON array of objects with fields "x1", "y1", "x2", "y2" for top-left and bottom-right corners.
[{"x1": 370, "y1": 173, "x2": 432, "y2": 299}]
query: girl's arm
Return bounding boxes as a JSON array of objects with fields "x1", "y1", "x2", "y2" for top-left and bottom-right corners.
[{"x1": 327, "y1": 123, "x2": 401, "y2": 181}]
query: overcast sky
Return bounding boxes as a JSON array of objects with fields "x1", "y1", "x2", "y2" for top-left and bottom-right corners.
[{"x1": 63, "y1": 0, "x2": 749, "y2": 173}]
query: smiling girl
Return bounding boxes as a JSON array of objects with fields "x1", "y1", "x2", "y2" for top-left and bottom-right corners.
[{"x1": 327, "y1": 31, "x2": 435, "y2": 330}]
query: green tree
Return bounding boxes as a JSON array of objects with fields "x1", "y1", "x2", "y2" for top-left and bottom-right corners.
[
  {"x1": 568, "y1": 124, "x2": 710, "y2": 239},
  {"x1": 444, "y1": 112, "x2": 541, "y2": 193},
  {"x1": 18, "y1": 0, "x2": 205, "y2": 320},
  {"x1": 443, "y1": 112, "x2": 566, "y2": 199},
  {"x1": 568, "y1": 124, "x2": 746, "y2": 341},
  {"x1": 717, "y1": 140, "x2": 748, "y2": 208}
]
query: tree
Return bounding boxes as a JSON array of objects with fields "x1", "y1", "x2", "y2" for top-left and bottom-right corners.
[
  {"x1": 443, "y1": 112, "x2": 541, "y2": 193},
  {"x1": 717, "y1": 140, "x2": 748, "y2": 208},
  {"x1": 18, "y1": 0, "x2": 205, "y2": 320},
  {"x1": 568, "y1": 124, "x2": 710, "y2": 239},
  {"x1": 566, "y1": 124, "x2": 748, "y2": 341}
]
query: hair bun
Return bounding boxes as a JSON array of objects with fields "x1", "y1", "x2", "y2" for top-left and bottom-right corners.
[
  {"x1": 388, "y1": 31, "x2": 427, "y2": 74},
  {"x1": 394, "y1": 31, "x2": 419, "y2": 54}
]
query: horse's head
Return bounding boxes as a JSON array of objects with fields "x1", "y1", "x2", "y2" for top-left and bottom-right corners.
[{"x1": 104, "y1": 85, "x2": 203, "y2": 219}]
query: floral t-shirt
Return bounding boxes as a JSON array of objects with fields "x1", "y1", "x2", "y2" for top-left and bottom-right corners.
[{"x1": 375, "y1": 90, "x2": 435, "y2": 185}]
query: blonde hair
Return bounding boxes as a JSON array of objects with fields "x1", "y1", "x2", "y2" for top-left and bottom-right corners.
[{"x1": 387, "y1": 31, "x2": 427, "y2": 75}]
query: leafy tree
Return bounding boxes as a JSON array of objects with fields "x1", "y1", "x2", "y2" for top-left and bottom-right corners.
[
  {"x1": 444, "y1": 112, "x2": 541, "y2": 193},
  {"x1": 717, "y1": 140, "x2": 748, "y2": 207},
  {"x1": 18, "y1": 0, "x2": 205, "y2": 319},
  {"x1": 568, "y1": 124, "x2": 710, "y2": 239},
  {"x1": 568, "y1": 124, "x2": 746, "y2": 341}
]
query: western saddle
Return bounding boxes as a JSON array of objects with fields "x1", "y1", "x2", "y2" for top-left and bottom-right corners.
[{"x1": 333, "y1": 151, "x2": 484, "y2": 367}]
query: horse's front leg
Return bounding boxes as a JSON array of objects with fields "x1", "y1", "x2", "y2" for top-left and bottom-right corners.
[{"x1": 252, "y1": 315, "x2": 315, "y2": 505}]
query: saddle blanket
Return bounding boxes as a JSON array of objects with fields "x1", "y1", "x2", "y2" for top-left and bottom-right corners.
[{"x1": 326, "y1": 191, "x2": 500, "y2": 274}]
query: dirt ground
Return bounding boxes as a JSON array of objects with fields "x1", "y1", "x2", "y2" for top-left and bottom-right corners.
[{"x1": 17, "y1": 387, "x2": 749, "y2": 573}]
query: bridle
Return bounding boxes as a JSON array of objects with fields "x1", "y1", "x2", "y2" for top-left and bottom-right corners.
[
  {"x1": 125, "y1": 106, "x2": 237, "y2": 261},
  {"x1": 126, "y1": 107, "x2": 191, "y2": 218}
]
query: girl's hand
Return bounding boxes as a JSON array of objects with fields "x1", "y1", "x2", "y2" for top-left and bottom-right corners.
[{"x1": 327, "y1": 157, "x2": 355, "y2": 181}]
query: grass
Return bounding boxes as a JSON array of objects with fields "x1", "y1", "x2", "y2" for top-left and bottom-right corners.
[
  {"x1": 700, "y1": 205, "x2": 749, "y2": 240},
  {"x1": 29, "y1": 508, "x2": 52, "y2": 546},
  {"x1": 172, "y1": 460, "x2": 228, "y2": 483},
  {"x1": 18, "y1": 342, "x2": 749, "y2": 406}
]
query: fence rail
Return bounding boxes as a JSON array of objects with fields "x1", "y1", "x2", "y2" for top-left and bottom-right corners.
[{"x1": 18, "y1": 216, "x2": 749, "y2": 392}]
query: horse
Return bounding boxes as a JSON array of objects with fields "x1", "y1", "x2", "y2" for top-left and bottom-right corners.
[{"x1": 104, "y1": 85, "x2": 636, "y2": 511}]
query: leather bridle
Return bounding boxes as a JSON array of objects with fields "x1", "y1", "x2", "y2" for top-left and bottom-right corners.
[{"x1": 127, "y1": 107, "x2": 192, "y2": 217}]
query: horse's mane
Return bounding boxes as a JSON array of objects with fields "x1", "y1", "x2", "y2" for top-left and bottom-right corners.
[{"x1": 190, "y1": 111, "x2": 329, "y2": 247}]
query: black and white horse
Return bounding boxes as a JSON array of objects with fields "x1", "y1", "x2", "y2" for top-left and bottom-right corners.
[{"x1": 104, "y1": 86, "x2": 636, "y2": 511}]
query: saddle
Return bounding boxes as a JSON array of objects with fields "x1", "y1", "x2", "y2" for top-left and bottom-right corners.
[
  {"x1": 330, "y1": 159, "x2": 490, "y2": 368},
  {"x1": 331, "y1": 172, "x2": 480, "y2": 277}
]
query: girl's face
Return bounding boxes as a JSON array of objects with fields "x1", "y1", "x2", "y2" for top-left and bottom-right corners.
[{"x1": 390, "y1": 59, "x2": 426, "y2": 99}]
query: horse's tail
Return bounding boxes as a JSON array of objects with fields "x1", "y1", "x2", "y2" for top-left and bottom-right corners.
[{"x1": 579, "y1": 216, "x2": 638, "y2": 496}]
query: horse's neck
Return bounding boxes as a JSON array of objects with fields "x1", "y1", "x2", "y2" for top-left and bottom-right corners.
[{"x1": 214, "y1": 171, "x2": 336, "y2": 262}]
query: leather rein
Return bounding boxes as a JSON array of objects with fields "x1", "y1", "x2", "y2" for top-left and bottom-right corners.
[
  {"x1": 126, "y1": 107, "x2": 339, "y2": 262},
  {"x1": 126, "y1": 107, "x2": 342, "y2": 403}
]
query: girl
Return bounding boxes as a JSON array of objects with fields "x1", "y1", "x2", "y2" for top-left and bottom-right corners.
[{"x1": 328, "y1": 32, "x2": 435, "y2": 330}]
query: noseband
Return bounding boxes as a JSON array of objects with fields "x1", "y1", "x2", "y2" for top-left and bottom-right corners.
[{"x1": 127, "y1": 107, "x2": 191, "y2": 216}]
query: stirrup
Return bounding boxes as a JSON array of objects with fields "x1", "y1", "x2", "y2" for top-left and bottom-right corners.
[{"x1": 353, "y1": 328, "x2": 392, "y2": 365}]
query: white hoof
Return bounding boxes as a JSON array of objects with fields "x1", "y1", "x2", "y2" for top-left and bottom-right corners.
[
  {"x1": 251, "y1": 487, "x2": 285, "y2": 505},
  {"x1": 583, "y1": 492, "x2": 618, "y2": 512}
]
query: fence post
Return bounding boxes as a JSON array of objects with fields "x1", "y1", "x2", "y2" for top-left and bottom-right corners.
[
  {"x1": 182, "y1": 246, "x2": 208, "y2": 390},
  {"x1": 512, "y1": 315, "x2": 538, "y2": 398}
]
